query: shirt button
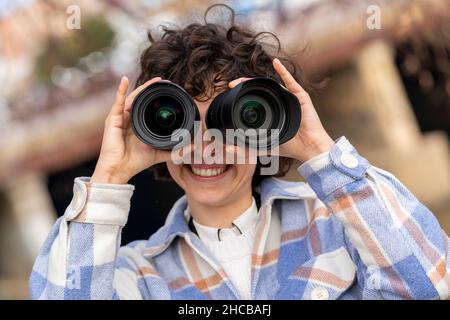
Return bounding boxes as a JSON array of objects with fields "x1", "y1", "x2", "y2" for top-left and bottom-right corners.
[
  {"x1": 311, "y1": 287, "x2": 329, "y2": 300},
  {"x1": 340, "y1": 153, "x2": 358, "y2": 169}
]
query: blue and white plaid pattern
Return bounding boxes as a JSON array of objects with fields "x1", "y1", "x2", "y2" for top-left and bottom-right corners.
[{"x1": 30, "y1": 137, "x2": 450, "y2": 299}]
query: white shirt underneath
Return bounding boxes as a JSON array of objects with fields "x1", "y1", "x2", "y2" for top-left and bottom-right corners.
[{"x1": 190, "y1": 198, "x2": 258, "y2": 300}]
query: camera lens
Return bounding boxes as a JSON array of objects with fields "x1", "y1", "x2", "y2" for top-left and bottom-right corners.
[
  {"x1": 206, "y1": 78, "x2": 301, "y2": 149},
  {"x1": 131, "y1": 81, "x2": 199, "y2": 150},
  {"x1": 144, "y1": 96, "x2": 183, "y2": 136},
  {"x1": 239, "y1": 97, "x2": 267, "y2": 128},
  {"x1": 236, "y1": 94, "x2": 272, "y2": 130}
]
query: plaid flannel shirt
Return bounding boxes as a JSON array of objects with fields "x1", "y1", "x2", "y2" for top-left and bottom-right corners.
[{"x1": 29, "y1": 137, "x2": 450, "y2": 299}]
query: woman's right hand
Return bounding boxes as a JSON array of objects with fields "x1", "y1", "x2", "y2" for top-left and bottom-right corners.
[{"x1": 91, "y1": 76, "x2": 171, "y2": 184}]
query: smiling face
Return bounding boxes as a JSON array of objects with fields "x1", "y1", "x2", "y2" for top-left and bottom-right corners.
[
  {"x1": 136, "y1": 10, "x2": 304, "y2": 214},
  {"x1": 166, "y1": 97, "x2": 257, "y2": 208}
]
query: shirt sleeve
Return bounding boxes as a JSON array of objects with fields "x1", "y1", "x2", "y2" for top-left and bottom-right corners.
[
  {"x1": 298, "y1": 136, "x2": 450, "y2": 300},
  {"x1": 29, "y1": 177, "x2": 135, "y2": 300}
]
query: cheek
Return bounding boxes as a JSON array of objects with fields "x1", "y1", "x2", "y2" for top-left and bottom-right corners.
[
  {"x1": 235, "y1": 164, "x2": 257, "y2": 183},
  {"x1": 166, "y1": 162, "x2": 186, "y2": 189}
]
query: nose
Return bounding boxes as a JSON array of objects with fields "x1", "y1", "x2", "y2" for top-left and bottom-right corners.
[
  {"x1": 198, "y1": 105, "x2": 209, "y2": 133},
  {"x1": 198, "y1": 112, "x2": 217, "y2": 156},
  {"x1": 191, "y1": 100, "x2": 223, "y2": 162},
  {"x1": 195, "y1": 99, "x2": 211, "y2": 143}
]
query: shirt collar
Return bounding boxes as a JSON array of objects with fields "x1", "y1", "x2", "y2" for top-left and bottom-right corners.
[
  {"x1": 143, "y1": 177, "x2": 316, "y2": 257},
  {"x1": 190, "y1": 197, "x2": 258, "y2": 242}
]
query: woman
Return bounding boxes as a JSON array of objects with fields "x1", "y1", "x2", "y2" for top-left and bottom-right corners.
[{"x1": 30, "y1": 6, "x2": 449, "y2": 300}]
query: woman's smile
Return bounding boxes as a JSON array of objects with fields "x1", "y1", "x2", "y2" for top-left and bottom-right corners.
[{"x1": 184, "y1": 164, "x2": 233, "y2": 182}]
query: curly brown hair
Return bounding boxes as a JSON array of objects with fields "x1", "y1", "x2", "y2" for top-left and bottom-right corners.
[{"x1": 135, "y1": 4, "x2": 308, "y2": 189}]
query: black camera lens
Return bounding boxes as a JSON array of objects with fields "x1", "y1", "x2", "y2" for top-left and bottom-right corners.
[
  {"x1": 238, "y1": 96, "x2": 267, "y2": 128},
  {"x1": 144, "y1": 96, "x2": 183, "y2": 136},
  {"x1": 131, "y1": 81, "x2": 199, "y2": 150},
  {"x1": 206, "y1": 78, "x2": 301, "y2": 149}
]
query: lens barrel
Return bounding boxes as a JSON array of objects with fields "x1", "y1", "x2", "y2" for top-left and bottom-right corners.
[
  {"x1": 131, "y1": 81, "x2": 200, "y2": 150},
  {"x1": 206, "y1": 78, "x2": 301, "y2": 149}
]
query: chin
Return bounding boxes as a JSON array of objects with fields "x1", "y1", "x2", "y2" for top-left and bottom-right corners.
[{"x1": 186, "y1": 187, "x2": 230, "y2": 207}]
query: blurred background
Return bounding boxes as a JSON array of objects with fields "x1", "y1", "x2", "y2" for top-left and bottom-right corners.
[{"x1": 0, "y1": 0, "x2": 449, "y2": 299}]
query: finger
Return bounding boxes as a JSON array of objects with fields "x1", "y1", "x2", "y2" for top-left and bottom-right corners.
[
  {"x1": 123, "y1": 109, "x2": 131, "y2": 130},
  {"x1": 110, "y1": 76, "x2": 129, "y2": 116},
  {"x1": 272, "y1": 58, "x2": 307, "y2": 95},
  {"x1": 228, "y1": 77, "x2": 253, "y2": 88},
  {"x1": 124, "y1": 77, "x2": 162, "y2": 111}
]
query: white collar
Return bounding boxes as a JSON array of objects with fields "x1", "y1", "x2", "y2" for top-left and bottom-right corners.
[{"x1": 190, "y1": 197, "x2": 258, "y2": 242}]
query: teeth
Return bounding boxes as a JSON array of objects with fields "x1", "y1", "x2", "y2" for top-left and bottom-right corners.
[{"x1": 191, "y1": 166, "x2": 226, "y2": 177}]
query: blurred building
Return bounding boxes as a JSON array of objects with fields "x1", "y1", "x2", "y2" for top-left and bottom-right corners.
[{"x1": 0, "y1": 0, "x2": 449, "y2": 299}]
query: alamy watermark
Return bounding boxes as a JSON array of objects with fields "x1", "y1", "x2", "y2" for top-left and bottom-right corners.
[
  {"x1": 367, "y1": 5, "x2": 382, "y2": 30},
  {"x1": 66, "y1": 5, "x2": 81, "y2": 30}
]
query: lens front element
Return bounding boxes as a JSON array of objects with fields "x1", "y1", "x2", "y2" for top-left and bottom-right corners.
[
  {"x1": 144, "y1": 96, "x2": 184, "y2": 136},
  {"x1": 240, "y1": 99, "x2": 267, "y2": 128},
  {"x1": 156, "y1": 106, "x2": 176, "y2": 127}
]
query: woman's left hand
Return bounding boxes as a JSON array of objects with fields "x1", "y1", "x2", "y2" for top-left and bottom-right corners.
[{"x1": 228, "y1": 58, "x2": 334, "y2": 163}]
